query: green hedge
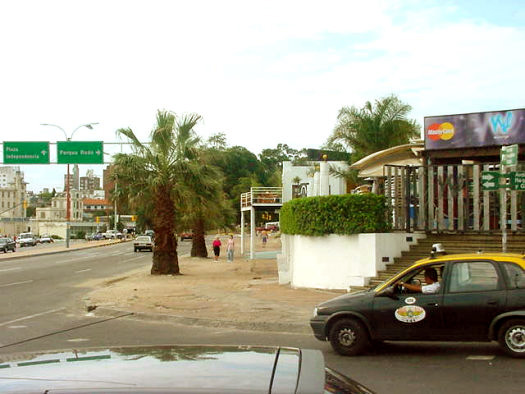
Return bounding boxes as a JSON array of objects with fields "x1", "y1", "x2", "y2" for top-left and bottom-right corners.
[{"x1": 280, "y1": 194, "x2": 389, "y2": 236}]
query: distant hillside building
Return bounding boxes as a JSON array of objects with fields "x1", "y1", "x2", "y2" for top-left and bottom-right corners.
[
  {"x1": 0, "y1": 167, "x2": 27, "y2": 218},
  {"x1": 80, "y1": 169, "x2": 101, "y2": 191},
  {"x1": 103, "y1": 165, "x2": 115, "y2": 201},
  {"x1": 64, "y1": 164, "x2": 80, "y2": 191},
  {"x1": 0, "y1": 166, "x2": 22, "y2": 189},
  {"x1": 35, "y1": 189, "x2": 83, "y2": 222}
]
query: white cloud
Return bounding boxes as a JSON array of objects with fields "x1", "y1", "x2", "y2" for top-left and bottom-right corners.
[{"x1": 0, "y1": 0, "x2": 523, "y2": 191}]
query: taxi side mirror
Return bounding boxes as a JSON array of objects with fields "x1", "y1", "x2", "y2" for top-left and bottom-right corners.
[{"x1": 376, "y1": 286, "x2": 398, "y2": 299}]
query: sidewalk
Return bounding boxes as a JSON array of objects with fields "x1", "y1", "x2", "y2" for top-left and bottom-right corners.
[
  {"x1": 82, "y1": 237, "x2": 345, "y2": 334},
  {"x1": 0, "y1": 239, "x2": 127, "y2": 261}
]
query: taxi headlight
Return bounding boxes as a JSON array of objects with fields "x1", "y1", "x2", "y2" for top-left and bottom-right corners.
[{"x1": 313, "y1": 307, "x2": 318, "y2": 317}]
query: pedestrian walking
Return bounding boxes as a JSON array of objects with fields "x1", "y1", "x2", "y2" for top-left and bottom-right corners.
[
  {"x1": 226, "y1": 234, "x2": 234, "y2": 262},
  {"x1": 261, "y1": 230, "x2": 268, "y2": 248},
  {"x1": 212, "y1": 235, "x2": 221, "y2": 261}
]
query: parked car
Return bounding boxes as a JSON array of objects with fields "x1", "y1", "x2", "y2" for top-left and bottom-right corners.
[
  {"x1": 85, "y1": 232, "x2": 104, "y2": 241},
  {"x1": 179, "y1": 231, "x2": 193, "y2": 241},
  {"x1": 311, "y1": 246, "x2": 525, "y2": 358},
  {"x1": 0, "y1": 237, "x2": 16, "y2": 253},
  {"x1": 38, "y1": 234, "x2": 54, "y2": 243},
  {"x1": 0, "y1": 345, "x2": 374, "y2": 393},
  {"x1": 103, "y1": 229, "x2": 123, "y2": 239},
  {"x1": 17, "y1": 232, "x2": 38, "y2": 247},
  {"x1": 134, "y1": 235, "x2": 154, "y2": 252},
  {"x1": 256, "y1": 223, "x2": 279, "y2": 233}
]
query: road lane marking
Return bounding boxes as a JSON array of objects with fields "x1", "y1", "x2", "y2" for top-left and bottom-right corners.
[
  {"x1": 7, "y1": 325, "x2": 27, "y2": 329},
  {"x1": 75, "y1": 268, "x2": 92, "y2": 273},
  {"x1": 0, "y1": 280, "x2": 33, "y2": 288},
  {"x1": 0, "y1": 307, "x2": 66, "y2": 327},
  {"x1": 466, "y1": 355, "x2": 495, "y2": 361},
  {"x1": 0, "y1": 267, "x2": 21, "y2": 273},
  {"x1": 67, "y1": 338, "x2": 90, "y2": 342},
  {"x1": 117, "y1": 255, "x2": 150, "y2": 263}
]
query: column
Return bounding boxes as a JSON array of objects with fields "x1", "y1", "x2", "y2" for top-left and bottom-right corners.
[
  {"x1": 313, "y1": 172, "x2": 320, "y2": 196},
  {"x1": 250, "y1": 207, "x2": 255, "y2": 259},
  {"x1": 319, "y1": 161, "x2": 329, "y2": 196},
  {"x1": 240, "y1": 210, "x2": 244, "y2": 256}
]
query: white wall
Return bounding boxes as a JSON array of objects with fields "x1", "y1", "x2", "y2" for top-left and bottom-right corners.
[
  {"x1": 282, "y1": 161, "x2": 349, "y2": 203},
  {"x1": 278, "y1": 233, "x2": 426, "y2": 290},
  {"x1": 34, "y1": 221, "x2": 68, "y2": 238}
]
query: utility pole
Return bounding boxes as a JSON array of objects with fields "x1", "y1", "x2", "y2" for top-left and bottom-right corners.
[
  {"x1": 41, "y1": 123, "x2": 99, "y2": 247},
  {"x1": 114, "y1": 177, "x2": 118, "y2": 232}
]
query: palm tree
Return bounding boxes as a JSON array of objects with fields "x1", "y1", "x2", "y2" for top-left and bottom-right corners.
[
  {"x1": 327, "y1": 94, "x2": 420, "y2": 162},
  {"x1": 112, "y1": 110, "x2": 202, "y2": 275},
  {"x1": 177, "y1": 159, "x2": 232, "y2": 258}
]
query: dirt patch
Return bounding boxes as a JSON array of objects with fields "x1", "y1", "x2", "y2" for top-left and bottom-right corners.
[{"x1": 83, "y1": 237, "x2": 344, "y2": 327}]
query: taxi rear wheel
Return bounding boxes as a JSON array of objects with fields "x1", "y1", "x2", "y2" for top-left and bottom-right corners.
[
  {"x1": 329, "y1": 318, "x2": 369, "y2": 356},
  {"x1": 498, "y1": 319, "x2": 525, "y2": 358}
]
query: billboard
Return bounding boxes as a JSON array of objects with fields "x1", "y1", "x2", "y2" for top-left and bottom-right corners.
[{"x1": 424, "y1": 108, "x2": 525, "y2": 150}]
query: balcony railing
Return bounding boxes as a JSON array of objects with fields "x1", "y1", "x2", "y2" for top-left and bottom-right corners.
[{"x1": 240, "y1": 187, "x2": 283, "y2": 209}]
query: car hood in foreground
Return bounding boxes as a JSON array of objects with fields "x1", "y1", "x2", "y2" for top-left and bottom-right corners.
[{"x1": 0, "y1": 345, "x2": 338, "y2": 393}]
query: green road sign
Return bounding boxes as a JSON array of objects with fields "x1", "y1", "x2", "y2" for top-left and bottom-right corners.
[
  {"x1": 3, "y1": 141, "x2": 50, "y2": 164},
  {"x1": 481, "y1": 171, "x2": 500, "y2": 191},
  {"x1": 510, "y1": 171, "x2": 525, "y2": 191},
  {"x1": 57, "y1": 141, "x2": 104, "y2": 164},
  {"x1": 501, "y1": 144, "x2": 518, "y2": 166}
]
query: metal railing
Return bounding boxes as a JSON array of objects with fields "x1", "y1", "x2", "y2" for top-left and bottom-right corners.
[{"x1": 240, "y1": 187, "x2": 283, "y2": 208}]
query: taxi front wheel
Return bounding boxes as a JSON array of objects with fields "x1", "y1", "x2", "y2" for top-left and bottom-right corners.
[
  {"x1": 329, "y1": 318, "x2": 370, "y2": 356},
  {"x1": 498, "y1": 319, "x2": 525, "y2": 358}
]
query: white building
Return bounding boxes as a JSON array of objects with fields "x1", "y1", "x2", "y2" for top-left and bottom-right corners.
[
  {"x1": 0, "y1": 168, "x2": 27, "y2": 218},
  {"x1": 35, "y1": 189, "x2": 84, "y2": 222},
  {"x1": 281, "y1": 160, "x2": 349, "y2": 203},
  {"x1": 0, "y1": 166, "x2": 20, "y2": 188}
]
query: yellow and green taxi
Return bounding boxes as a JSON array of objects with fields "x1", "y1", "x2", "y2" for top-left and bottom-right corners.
[{"x1": 310, "y1": 248, "x2": 525, "y2": 357}]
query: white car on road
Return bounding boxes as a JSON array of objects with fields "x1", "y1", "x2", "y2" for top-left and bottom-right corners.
[
  {"x1": 18, "y1": 232, "x2": 38, "y2": 247},
  {"x1": 103, "y1": 230, "x2": 123, "y2": 239}
]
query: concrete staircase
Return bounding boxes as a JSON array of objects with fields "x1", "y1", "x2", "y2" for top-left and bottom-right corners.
[{"x1": 366, "y1": 233, "x2": 525, "y2": 289}]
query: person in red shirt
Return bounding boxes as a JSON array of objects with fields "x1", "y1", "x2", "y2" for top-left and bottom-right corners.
[{"x1": 212, "y1": 236, "x2": 221, "y2": 262}]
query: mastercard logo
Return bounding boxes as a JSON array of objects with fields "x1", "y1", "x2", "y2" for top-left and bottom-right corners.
[{"x1": 427, "y1": 122, "x2": 455, "y2": 141}]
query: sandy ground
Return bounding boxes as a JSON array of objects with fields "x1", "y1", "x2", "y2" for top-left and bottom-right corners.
[{"x1": 83, "y1": 236, "x2": 344, "y2": 327}]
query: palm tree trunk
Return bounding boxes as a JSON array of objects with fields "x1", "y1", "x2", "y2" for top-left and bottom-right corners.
[
  {"x1": 191, "y1": 217, "x2": 208, "y2": 257},
  {"x1": 151, "y1": 187, "x2": 179, "y2": 275}
]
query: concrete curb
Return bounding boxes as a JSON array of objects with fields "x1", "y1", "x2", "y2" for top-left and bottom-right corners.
[
  {"x1": 0, "y1": 239, "x2": 131, "y2": 262},
  {"x1": 93, "y1": 307, "x2": 312, "y2": 335}
]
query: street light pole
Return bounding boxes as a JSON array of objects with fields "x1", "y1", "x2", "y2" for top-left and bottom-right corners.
[{"x1": 40, "y1": 123, "x2": 99, "y2": 248}]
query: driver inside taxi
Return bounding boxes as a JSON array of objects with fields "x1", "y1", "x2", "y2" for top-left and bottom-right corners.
[{"x1": 398, "y1": 268, "x2": 440, "y2": 294}]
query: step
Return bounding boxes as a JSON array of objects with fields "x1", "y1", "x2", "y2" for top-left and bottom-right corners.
[{"x1": 365, "y1": 233, "x2": 525, "y2": 288}]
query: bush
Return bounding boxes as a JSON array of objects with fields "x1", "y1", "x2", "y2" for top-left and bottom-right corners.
[
  {"x1": 280, "y1": 194, "x2": 389, "y2": 236},
  {"x1": 51, "y1": 234, "x2": 63, "y2": 240},
  {"x1": 76, "y1": 231, "x2": 86, "y2": 240}
]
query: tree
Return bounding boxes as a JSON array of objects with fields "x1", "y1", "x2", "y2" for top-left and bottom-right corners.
[
  {"x1": 259, "y1": 143, "x2": 307, "y2": 182},
  {"x1": 177, "y1": 147, "x2": 232, "y2": 258},
  {"x1": 208, "y1": 145, "x2": 266, "y2": 216},
  {"x1": 26, "y1": 206, "x2": 36, "y2": 217},
  {"x1": 113, "y1": 110, "x2": 203, "y2": 275},
  {"x1": 206, "y1": 133, "x2": 227, "y2": 150},
  {"x1": 327, "y1": 94, "x2": 420, "y2": 162}
]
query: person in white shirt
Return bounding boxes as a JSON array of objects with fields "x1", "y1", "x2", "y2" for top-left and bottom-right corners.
[{"x1": 398, "y1": 268, "x2": 441, "y2": 294}]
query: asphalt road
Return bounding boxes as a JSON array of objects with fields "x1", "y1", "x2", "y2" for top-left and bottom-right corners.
[{"x1": 1, "y1": 242, "x2": 524, "y2": 394}]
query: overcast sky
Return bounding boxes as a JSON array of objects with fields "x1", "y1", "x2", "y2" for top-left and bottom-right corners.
[{"x1": 1, "y1": 0, "x2": 524, "y2": 193}]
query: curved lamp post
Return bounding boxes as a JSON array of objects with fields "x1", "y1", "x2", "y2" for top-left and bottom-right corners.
[{"x1": 40, "y1": 123, "x2": 99, "y2": 248}]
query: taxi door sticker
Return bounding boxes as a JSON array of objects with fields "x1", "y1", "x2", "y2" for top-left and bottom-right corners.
[{"x1": 395, "y1": 305, "x2": 426, "y2": 323}]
